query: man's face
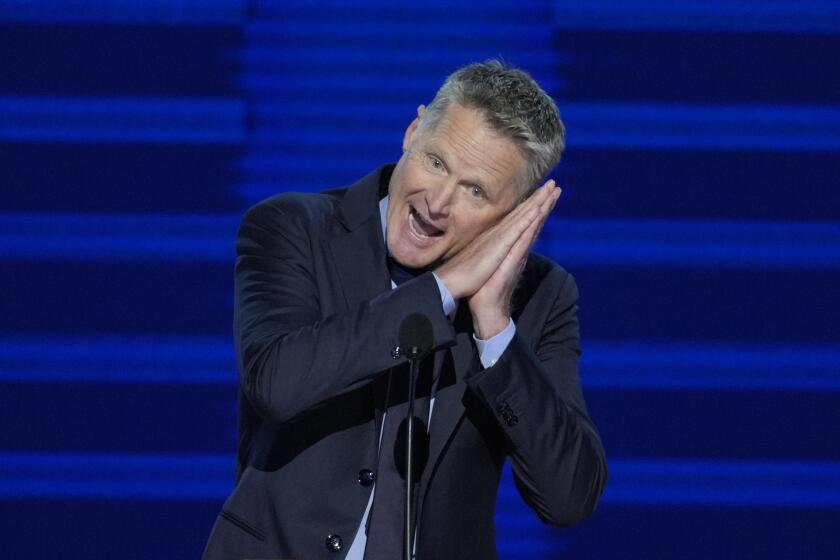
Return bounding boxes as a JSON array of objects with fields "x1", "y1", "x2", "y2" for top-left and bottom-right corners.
[{"x1": 386, "y1": 103, "x2": 527, "y2": 269}]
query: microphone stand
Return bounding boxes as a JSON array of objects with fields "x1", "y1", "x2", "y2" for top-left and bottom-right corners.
[
  {"x1": 397, "y1": 312, "x2": 432, "y2": 560},
  {"x1": 404, "y1": 345, "x2": 421, "y2": 560}
]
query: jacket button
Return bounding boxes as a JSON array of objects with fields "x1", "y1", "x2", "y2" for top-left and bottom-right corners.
[
  {"x1": 357, "y1": 469, "x2": 375, "y2": 487},
  {"x1": 391, "y1": 346, "x2": 401, "y2": 359},
  {"x1": 325, "y1": 534, "x2": 343, "y2": 552},
  {"x1": 499, "y1": 402, "x2": 519, "y2": 426}
]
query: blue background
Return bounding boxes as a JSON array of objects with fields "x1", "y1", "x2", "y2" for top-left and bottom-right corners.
[{"x1": 2, "y1": 1, "x2": 839, "y2": 558}]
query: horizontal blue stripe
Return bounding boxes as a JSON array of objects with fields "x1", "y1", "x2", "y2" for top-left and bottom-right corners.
[
  {"x1": 0, "y1": 334, "x2": 235, "y2": 384},
  {"x1": 542, "y1": 218, "x2": 840, "y2": 270},
  {"x1": 562, "y1": 102, "x2": 840, "y2": 151},
  {"x1": 0, "y1": 97, "x2": 244, "y2": 144},
  {"x1": 0, "y1": 452, "x2": 233, "y2": 499},
  {"x1": 499, "y1": 459, "x2": 840, "y2": 508},
  {"x1": 0, "y1": 213, "x2": 238, "y2": 263},
  {"x1": 246, "y1": 20, "x2": 553, "y2": 43},
  {"x1": 551, "y1": 0, "x2": 840, "y2": 33},
  {"x1": 242, "y1": 47, "x2": 563, "y2": 69},
  {"x1": 3, "y1": 213, "x2": 838, "y2": 271},
  {"x1": 603, "y1": 459, "x2": 840, "y2": 507},
  {"x1": 494, "y1": 538, "x2": 566, "y2": 555},
  {"x1": 0, "y1": 0, "x2": 244, "y2": 24},
  {"x1": 581, "y1": 341, "x2": 840, "y2": 391},
  {"x1": 4, "y1": 452, "x2": 840, "y2": 507},
  {"x1": 1, "y1": 334, "x2": 838, "y2": 392},
  {"x1": 265, "y1": 0, "x2": 550, "y2": 17}
]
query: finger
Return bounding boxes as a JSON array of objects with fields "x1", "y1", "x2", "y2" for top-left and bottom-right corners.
[
  {"x1": 534, "y1": 211, "x2": 555, "y2": 248},
  {"x1": 467, "y1": 195, "x2": 540, "y2": 270},
  {"x1": 479, "y1": 184, "x2": 559, "y2": 293},
  {"x1": 531, "y1": 187, "x2": 561, "y2": 239},
  {"x1": 498, "y1": 187, "x2": 556, "y2": 252},
  {"x1": 497, "y1": 221, "x2": 540, "y2": 284},
  {"x1": 484, "y1": 197, "x2": 550, "y2": 292},
  {"x1": 486, "y1": 194, "x2": 543, "y2": 248},
  {"x1": 508, "y1": 181, "x2": 555, "y2": 227},
  {"x1": 540, "y1": 186, "x2": 561, "y2": 221},
  {"x1": 522, "y1": 178, "x2": 556, "y2": 201},
  {"x1": 529, "y1": 182, "x2": 559, "y2": 225},
  {"x1": 506, "y1": 188, "x2": 546, "y2": 234},
  {"x1": 508, "y1": 179, "x2": 555, "y2": 219},
  {"x1": 509, "y1": 209, "x2": 543, "y2": 261},
  {"x1": 539, "y1": 184, "x2": 561, "y2": 214},
  {"x1": 491, "y1": 228, "x2": 532, "y2": 285},
  {"x1": 527, "y1": 179, "x2": 556, "y2": 208}
]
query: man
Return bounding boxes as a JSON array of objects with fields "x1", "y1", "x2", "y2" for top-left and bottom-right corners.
[{"x1": 203, "y1": 61, "x2": 607, "y2": 560}]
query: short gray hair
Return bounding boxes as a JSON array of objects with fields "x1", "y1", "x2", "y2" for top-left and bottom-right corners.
[{"x1": 419, "y1": 60, "x2": 565, "y2": 193}]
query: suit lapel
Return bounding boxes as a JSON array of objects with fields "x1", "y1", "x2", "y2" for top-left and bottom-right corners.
[
  {"x1": 326, "y1": 166, "x2": 392, "y2": 309},
  {"x1": 325, "y1": 166, "x2": 395, "y2": 442},
  {"x1": 327, "y1": 215, "x2": 391, "y2": 309},
  {"x1": 417, "y1": 303, "x2": 478, "y2": 521},
  {"x1": 329, "y1": 220, "x2": 395, "y2": 443}
]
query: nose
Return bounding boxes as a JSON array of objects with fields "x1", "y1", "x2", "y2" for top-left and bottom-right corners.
[{"x1": 424, "y1": 180, "x2": 455, "y2": 218}]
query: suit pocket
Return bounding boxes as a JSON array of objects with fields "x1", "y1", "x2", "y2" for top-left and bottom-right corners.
[{"x1": 219, "y1": 509, "x2": 266, "y2": 542}]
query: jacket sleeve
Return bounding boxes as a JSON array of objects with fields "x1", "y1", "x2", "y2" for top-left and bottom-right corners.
[
  {"x1": 234, "y1": 198, "x2": 455, "y2": 424},
  {"x1": 463, "y1": 270, "x2": 608, "y2": 526}
]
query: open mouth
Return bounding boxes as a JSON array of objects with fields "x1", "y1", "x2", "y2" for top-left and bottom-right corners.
[{"x1": 408, "y1": 207, "x2": 444, "y2": 239}]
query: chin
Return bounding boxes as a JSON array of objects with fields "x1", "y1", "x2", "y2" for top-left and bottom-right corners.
[
  {"x1": 395, "y1": 253, "x2": 432, "y2": 270},
  {"x1": 391, "y1": 244, "x2": 437, "y2": 270}
]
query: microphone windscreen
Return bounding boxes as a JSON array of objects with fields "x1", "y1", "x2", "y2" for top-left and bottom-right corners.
[{"x1": 398, "y1": 313, "x2": 434, "y2": 358}]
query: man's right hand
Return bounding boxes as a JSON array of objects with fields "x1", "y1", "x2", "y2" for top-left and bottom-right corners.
[{"x1": 435, "y1": 179, "x2": 560, "y2": 300}]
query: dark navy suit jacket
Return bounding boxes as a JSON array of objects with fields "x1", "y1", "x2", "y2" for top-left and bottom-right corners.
[{"x1": 202, "y1": 165, "x2": 607, "y2": 560}]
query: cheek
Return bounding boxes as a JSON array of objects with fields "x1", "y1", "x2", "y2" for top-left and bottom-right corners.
[
  {"x1": 391, "y1": 178, "x2": 414, "y2": 204},
  {"x1": 459, "y1": 214, "x2": 495, "y2": 238},
  {"x1": 441, "y1": 218, "x2": 476, "y2": 253}
]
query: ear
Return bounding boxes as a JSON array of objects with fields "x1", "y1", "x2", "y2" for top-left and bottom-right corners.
[{"x1": 402, "y1": 104, "x2": 426, "y2": 151}]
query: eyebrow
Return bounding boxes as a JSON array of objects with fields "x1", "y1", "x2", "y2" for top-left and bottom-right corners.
[{"x1": 430, "y1": 145, "x2": 496, "y2": 195}]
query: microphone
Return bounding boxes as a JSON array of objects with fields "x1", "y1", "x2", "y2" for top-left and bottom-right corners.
[
  {"x1": 397, "y1": 313, "x2": 433, "y2": 560},
  {"x1": 399, "y1": 312, "x2": 433, "y2": 360}
]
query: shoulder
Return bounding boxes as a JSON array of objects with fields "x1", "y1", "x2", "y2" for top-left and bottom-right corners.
[
  {"x1": 240, "y1": 188, "x2": 348, "y2": 233},
  {"x1": 513, "y1": 252, "x2": 579, "y2": 315},
  {"x1": 523, "y1": 252, "x2": 576, "y2": 294},
  {"x1": 510, "y1": 252, "x2": 581, "y2": 350},
  {"x1": 240, "y1": 165, "x2": 390, "y2": 234}
]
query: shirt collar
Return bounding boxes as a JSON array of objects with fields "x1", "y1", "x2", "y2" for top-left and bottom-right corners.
[{"x1": 378, "y1": 195, "x2": 389, "y2": 244}]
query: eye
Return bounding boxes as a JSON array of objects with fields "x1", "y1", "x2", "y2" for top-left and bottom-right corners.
[
  {"x1": 428, "y1": 155, "x2": 443, "y2": 170},
  {"x1": 470, "y1": 185, "x2": 485, "y2": 198}
]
